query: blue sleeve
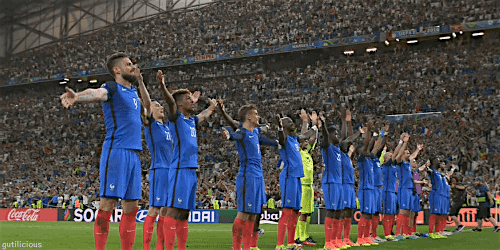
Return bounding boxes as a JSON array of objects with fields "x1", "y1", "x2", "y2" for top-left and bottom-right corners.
[
  {"x1": 101, "y1": 82, "x2": 117, "y2": 101},
  {"x1": 259, "y1": 135, "x2": 278, "y2": 147},
  {"x1": 386, "y1": 159, "x2": 393, "y2": 165},
  {"x1": 194, "y1": 115, "x2": 199, "y2": 128},
  {"x1": 229, "y1": 130, "x2": 244, "y2": 141}
]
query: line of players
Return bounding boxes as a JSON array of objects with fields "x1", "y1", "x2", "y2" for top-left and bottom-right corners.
[{"x1": 60, "y1": 53, "x2": 494, "y2": 250}]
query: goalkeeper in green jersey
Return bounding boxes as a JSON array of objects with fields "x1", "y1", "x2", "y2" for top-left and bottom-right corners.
[{"x1": 295, "y1": 109, "x2": 319, "y2": 246}]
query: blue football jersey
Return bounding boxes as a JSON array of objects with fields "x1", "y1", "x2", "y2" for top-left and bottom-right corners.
[
  {"x1": 382, "y1": 159, "x2": 398, "y2": 192},
  {"x1": 372, "y1": 157, "x2": 383, "y2": 187},
  {"x1": 279, "y1": 135, "x2": 304, "y2": 178},
  {"x1": 399, "y1": 161, "x2": 413, "y2": 189},
  {"x1": 341, "y1": 152, "x2": 355, "y2": 184},
  {"x1": 429, "y1": 169, "x2": 443, "y2": 193},
  {"x1": 170, "y1": 111, "x2": 199, "y2": 169},
  {"x1": 231, "y1": 127, "x2": 266, "y2": 178},
  {"x1": 357, "y1": 155, "x2": 374, "y2": 190},
  {"x1": 439, "y1": 173, "x2": 450, "y2": 197},
  {"x1": 144, "y1": 118, "x2": 173, "y2": 169},
  {"x1": 101, "y1": 82, "x2": 142, "y2": 150},
  {"x1": 321, "y1": 144, "x2": 343, "y2": 184}
]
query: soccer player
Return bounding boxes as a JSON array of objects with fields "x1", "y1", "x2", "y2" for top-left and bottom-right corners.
[
  {"x1": 449, "y1": 174, "x2": 467, "y2": 233},
  {"x1": 318, "y1": 113, "x2": 360, "y2": 250},
  {"x1": 60, "y1": 53, "x2": 146, "y2": 250},
  {"x1": 157, "y1": 71, "x2": 217, "y2": 250},
  {"x1": 339, "y1": 109, "x2": 359, "y2": 247},
  {"x1": 142, "y1": 71, "x2": 193, "y2": 250},
  {"x1": 408, "y1": 146, "x2": 427, "y2": 239},
  {"x1": 426, "y1": 157, "x2": 447, "y2": 239},
  {"x1": 381, "y1": 148, "x2": 398, "y2": 242},
  {"x1": 294, "y1": 110, "x2": 319, "y2": 247},
  {"x1": 368, "y1": 125, "x2": 390, "y2": 244},
  {"x1": 275, "y1": 114, "x2": 316, "y2": 250},
  {"x1": 218, "y1": 100, "x2": 278, "y2": 250},
  {"x1": 354, "y1": 125, "x2": 381, "y2": 247},
  {"x1": 394, "y1": 133, "x2": 413, "y2": 240},
  {"x1": 436, "y1": 161, "x2": 456, "y2": 236},
  {"x1": 471, "y1": 177, "x2": 499, "y2": 232}
]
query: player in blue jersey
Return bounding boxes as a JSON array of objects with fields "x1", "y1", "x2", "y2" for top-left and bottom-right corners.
[
  {"x1": 317, "y1": 113, "x2": 360, "y2": 250},
  {"x1": 141, "y1": 70, "x2": 186, "y2": 250},
  {"x1": 275, "y1": 113, "x2": 316, "y2": 250},
  {"x1": 367, "y1": 124, "x2": 390, "y2": 244},
  {"x1": 219, "y1": 101, "x2": 278, "y2": 250},
  {"x1": 60, "y1": 53, "x2": 147, "y2": 250},
  {"x1": 426, "y1": 157, "x2": 447, "y2": 239},
  {"x1": 436, "y1": 161, "x2": 456, "y2": 236},
  {"x1": 408, "y1": 151, "x2": 429, "y2": 239},
  {"x1": 156, "y1": 70, "x2": 218, "y2": 250},
  {"x1": 354, "y1": 124, "x2": 382, "y2": 247},
  {"x1": 339, "y1": 109, "x2": 359, "y2": 247},
  {"x1": 394, "y1": 133, "x2": 414, "y2": 240}
]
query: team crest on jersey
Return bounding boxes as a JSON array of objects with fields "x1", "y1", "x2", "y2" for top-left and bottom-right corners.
[
  {"x1": 295, "y1": 144, "x2": 300, "y2": 152},
  {"x1": 109, "y1": 184, "x2": 115, "y2": 191}
]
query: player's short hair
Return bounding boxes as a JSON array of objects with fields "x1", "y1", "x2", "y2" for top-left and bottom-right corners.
[
  {"x1": 106, "y1": 52, "x2": 128, "y2": 78},
  {"x1": 238, "y1": 104, "x2": 257, "y2": 122},
  {"x1": 172, "y1": 89, "x2": 191, "y2": 103}
]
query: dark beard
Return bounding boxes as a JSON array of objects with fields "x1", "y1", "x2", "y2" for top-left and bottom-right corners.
[{"x1": 122, "y1": 73, "x2": 138, "y2": 86}]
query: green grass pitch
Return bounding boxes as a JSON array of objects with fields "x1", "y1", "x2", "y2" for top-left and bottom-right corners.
[{"x1": 1, "y1": 222, "x2": 499, "y2": 249}]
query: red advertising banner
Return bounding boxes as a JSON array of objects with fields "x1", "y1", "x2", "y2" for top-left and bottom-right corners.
[
  {"x1": 195, "y1": 54, "x2": 215, "y2": 62},
  {"x1": 0, "y1": 208, "x2": 58, "y2": 222},
  {"x1": 449, "y1": 208, "x2": 499, "y2": 227}
]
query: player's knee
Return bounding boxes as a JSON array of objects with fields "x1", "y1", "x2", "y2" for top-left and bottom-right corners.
[
  {"x1": 148, "y1": 207, "x2": 160, "y2": 217},
  {"x1": 99, "y1": 198, "x2": 118, "y2": 212}
]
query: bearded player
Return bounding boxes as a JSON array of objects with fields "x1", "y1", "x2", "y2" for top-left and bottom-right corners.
[{"x1": 60, "y1": 53, "x2": 146, "y2": 250}]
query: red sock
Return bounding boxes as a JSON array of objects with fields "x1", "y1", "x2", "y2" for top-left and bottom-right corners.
[
  {"x1": 251, "y1": 229, "x2": 259, "y2": 248},
  {"x1": 371, "y1": 216, "x2": 379, "y2": 238},
  {"x1": 143, "y1": 215, "x2": 156, "y2": 250},
  {"x1": 156, "y1": 216, "x2": 165, "y2": 250},
  {"x1": 358, "y1": 218, "x2": 365, "y2": 239},
  {"x1": 287, "y1": 211, "x2": 299, "y2": 245},
  {"x1": 364, "y1": 218, "x2": 371, "y2": 238},
  {"x1": 343, "y1": 218, "x2": 351, "y2": 241},
  {"x1": 163, "y1": 216, "x2": 176, "y2": 250},
  {"x1": 336, "y1": 219, "x2": 343, "y2": 241},
  {"x1": 242, "y1": 220, "x2": 255, "y2": 250},
  {"x1": 325, "y1": 217, "x2": 334, "y2": 243},
  {"x1": 428, "y1": 214, "x2": 436, "y2": 234},
  {"x1": 412, "y1": 215, "x2": 417, "y2": 234},
  {"x1": 391, "y1": 215, "x2": 397, "y2": 233},
  {"x1": 332, "y1": 219, "x2": 340, "y2": 241},
  {"x1": 402, "y1": 214, "x2": 411, "y2": 236},
  {"x1": 396, "y1": 214, "x2": 404, "y2": 236},
  {"x1": 438, "y1": 216, "x2": 445, "y2": 232},
  {"x1": 382, "y1": 215, "x2": 391, "y2": 236},
  {"x1": 176, "y1": 220, "x2": 188, "y2": 250},
  {"x1": 232, "y1": 218, "x2": 245, "y2": 250},
  {"x1": 119, "y1": 207, "x2": 138, "y2": 250},
  {"x1": 277, "y1": 210, "x2": 289, "y2": 246},
  {"x1": 94, "y1": 209, "x2": 111, "y2": 250}
]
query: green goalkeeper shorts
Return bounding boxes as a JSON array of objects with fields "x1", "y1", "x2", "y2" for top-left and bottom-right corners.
[{"x1": 299, "y1": 185, "x2": 314, "y2": 214}]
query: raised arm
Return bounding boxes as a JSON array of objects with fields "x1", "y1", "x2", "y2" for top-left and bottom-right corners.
[
  {"x1": 137, "y1": 68, "x2": 151, "y2": 117},
  {"x1": 340, "y1": 108, "x2": 347, "y2": 140},
  {"x1": 392, "y1": 133, "x2": 406, "y2": 161},
  {"x1": 346, "y1": 109, "x2": 354, "y2": 136},
  {"x1": 276, "y1": 114, "x2": 286, "y2": 146},
  {"x1": 396, "y1": 134, "x2": 410, "y2": 162},
  {"x1": 319, "y1": 115, "x2": 330, "y2": 149},
  {"x1": 410, "y1": 144, "x2": 424, "y2": 161},
  {"x1": 418, "y1": 159, "x2": 431, "y2": 172},
  {"x1": 60, "y1": 87, "x2": 108, "y2": 108},
  {"x1": 197, "y1": 98, "x2": 217, "y2": 124},
  {"x1": 157, "y1": 70, "x2": 177, "y2": 121},
  {"x1": 218, "y1": 99, "x2": 239, "y2": 130},
  {"x1": 300, "y1": 109, "x2": 309, "y2": 135}
]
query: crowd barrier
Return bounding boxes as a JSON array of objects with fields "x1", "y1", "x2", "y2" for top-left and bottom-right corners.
[{"x1": 1, "y1": 208, "x2": 498, "y2": 227}]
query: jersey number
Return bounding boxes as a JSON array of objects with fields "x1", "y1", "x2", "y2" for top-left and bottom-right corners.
[
  {"x1": 165, "y1": 131, "x2": 171, "y2": 141},
  {"x1": 190, "y1": 127, "x2": 196, "y2": 137},
  {"x1": 133, "y1": 98, "x2": 139, "y2": 109},
  {"x1": 336, "y1": 153, "x2": 341, "y2": 162}
]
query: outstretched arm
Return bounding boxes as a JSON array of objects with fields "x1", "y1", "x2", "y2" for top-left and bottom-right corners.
[
  {"x1": 300, "y1": 109, "x2": 309, "y2": 135},
  {"x1": 396, "y1": 134, "x2": 410, "y2": 162},
  {"x1": 197, "y1": 98, "x2": 217, "y2": 124},
  {"x1": 319, "y1": 115, "x2": 330, "y2": 149},
  {"x1": 340, "y1": 108, "x2": 347, "y2": 140},
  {"x1": 157, "y1": 70, "x2": 177, "y2": 121},
  {"x1": 392, "y1": 133, "x2": 405, "y2": 161},
  {"x1": 60, "y1": 87, "x2": 108, "y2": 108},
  {"x1": 346, "y1": 110, "x2": 354, "y2": 136}
]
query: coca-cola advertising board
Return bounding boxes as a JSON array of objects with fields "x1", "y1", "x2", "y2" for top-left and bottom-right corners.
[{"x1": 0, "y1": 208, "x2": 58, "y2": 222}]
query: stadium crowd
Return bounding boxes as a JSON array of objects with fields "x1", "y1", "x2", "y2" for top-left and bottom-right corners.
[
  {"x1": 1, "y1": 31, "x2": 499, "y2": 210},
  {"x1": 1, "y1": 0, "x2": 500, "y2": 84}
]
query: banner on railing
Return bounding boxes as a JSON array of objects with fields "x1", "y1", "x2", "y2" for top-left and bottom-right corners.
[
  {"x1": 0, "y1": 208, "x2": 58, "y2": 222},
  {"x1": 63, "y1": 208, "x2": 218, "y2": 223},
  {"x1": 386, "y1": 112, "x2": 441, "y2": 123},
  {"x1": 463, "y1": 19, "x2": 500, "y2": 31}
]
